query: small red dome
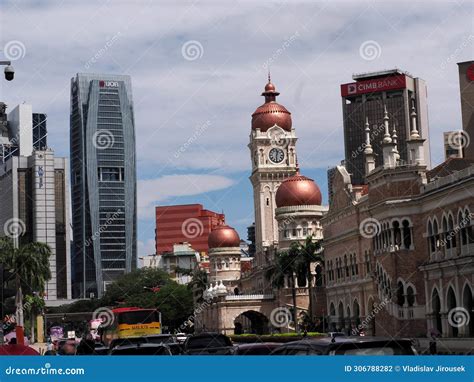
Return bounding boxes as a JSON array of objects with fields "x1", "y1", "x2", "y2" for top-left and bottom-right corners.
[
  {"x1": 208, "y1": 225, "x2": 240, "y2": 249},
  {"x1": 276, "y1": 173, "x2": 322, "y2": 207},
  {"x1": 251, "y1": 80, "x2": 292, "y2": 132},
  {"x1": 265, "y1": 82, "x2": 276, "y2": 92}
]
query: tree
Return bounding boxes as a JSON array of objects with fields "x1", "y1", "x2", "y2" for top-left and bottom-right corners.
[
  {"x1": 0, "y1": 238, "x2": 52, "y2": 327},
  {"x1": 100, "y1": 267, "x2": 194, "y2": 331},
  {"x1": 296, "y1": 236, "x2": 323, "y2": 328},
  {"x1": 24, "y1": 294, "x2": 45, "y2": 343},
  {"x1": 265, "y1": 243, "x2": 300, "y2": 332}
]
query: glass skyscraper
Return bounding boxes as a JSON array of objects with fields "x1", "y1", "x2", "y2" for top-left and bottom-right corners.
[{"x1": 70, "y1": 73, "x2": 137, "y2": 298}]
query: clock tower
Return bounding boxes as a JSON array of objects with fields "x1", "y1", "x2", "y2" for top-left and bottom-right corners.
[{"x1": 249, "y1": 78, "x2": 297, "y2": 266}]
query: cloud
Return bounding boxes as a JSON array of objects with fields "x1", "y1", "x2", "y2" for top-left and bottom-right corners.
[
  {"x1": 137, "y1": 174, "x2": 235, "y2": 219},
  {"x1": 137, "y1": 238, "x2": 156, "y2": 261}
]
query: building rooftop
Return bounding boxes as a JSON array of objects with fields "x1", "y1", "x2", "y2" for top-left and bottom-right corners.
[{"x1": 352, "y1": 68, "x2": 411, "y2": 81}]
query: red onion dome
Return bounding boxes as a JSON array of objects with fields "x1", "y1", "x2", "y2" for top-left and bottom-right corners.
[
  {"x1": 208, "y1": 225, "x2": 240, "y2": 249},
  {"x1": 275, "y1": 173, "x2": 322, "y2": 207}
]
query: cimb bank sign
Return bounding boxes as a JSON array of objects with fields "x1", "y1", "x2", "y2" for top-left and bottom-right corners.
[
  {"x1": 340, "y1": 74, "x2": 407, "y2": 97},
  {"x1": 99, "y1": 80, "x2": 119, "y2": 88}
]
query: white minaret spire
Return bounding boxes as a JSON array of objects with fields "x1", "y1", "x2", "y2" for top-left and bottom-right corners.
[
  {"x1": 392, "y1": 123, "x2": 400, "y2": 162},
  {"x1": 383, "y1": 104, "x2": 392, "y2": 144},
  {"x1": 364, "y1": 117, "x2": 373, "y2": 155},
  {"x1": 410, "y1": 105, "x2": 420, "y2": 139},
  {"x1": 364, "y1": 117, "x2": 375, "y2": 175}
]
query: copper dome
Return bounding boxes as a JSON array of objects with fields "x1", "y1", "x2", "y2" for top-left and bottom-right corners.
[
  {"x1": 275, "y1": 173, "x2": 322, "y2": 207},
  {"x1": 251, "y1": 80, "x2": 292, "y2": 132},
  {"x1": 208, "y1": 225, "x2": 240, "y2": 249}
]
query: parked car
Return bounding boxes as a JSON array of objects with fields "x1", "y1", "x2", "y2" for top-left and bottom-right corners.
[
  {"x1": 175, "y1": 332, "x2": 188, "y2": 344},
  {"x1": 108, "y1": 335, "x2": 183, "y2": 355},
  {"x1": 184, "y1": 333, "x2": 234, "y2": 355},
  {"x1": 270, "y1": 336, "x2": 417, "y2": 355},
  {"x1": 234, "y1": 342, "x2": 280, "y2": 355},
  {"x1": 109, "y1": 343, "x2": 172, "y2": 355}
]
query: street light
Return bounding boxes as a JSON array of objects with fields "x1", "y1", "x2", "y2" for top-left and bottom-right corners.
[{"x1": 0, "y1": 61, "x2": 15, "y2": 81}]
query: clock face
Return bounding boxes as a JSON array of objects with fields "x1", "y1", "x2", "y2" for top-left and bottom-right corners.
[{"x1": 269, "y1": 147, "x2": 284, "y2": 163}]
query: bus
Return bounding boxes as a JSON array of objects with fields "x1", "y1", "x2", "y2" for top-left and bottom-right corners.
[{"x1": 100, "y1": 307, "x2": 162, "y2": 347}]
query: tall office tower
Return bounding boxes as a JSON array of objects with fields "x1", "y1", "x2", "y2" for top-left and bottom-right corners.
[
  {"x1": 457, "y1": 61, "x2": 474, "y2": 160},
  {"x1": 341, "y1": 69, "x2": 431, "y2": 185},
  {"x1": 70, "y1": 73, "x2": 137, "y2": 298},
  {"x1": 443, "y1": 131, "x2": 464, "y2": 160},
  {"x1": 0, "y1": 104, "x2": 48, "y2": 162},
  {"x1": 0, "y1": 105, "x2": 71, "y2": 303},
  {"x1": 32, "y1": 113, "x2": 47, "y2": 150}
]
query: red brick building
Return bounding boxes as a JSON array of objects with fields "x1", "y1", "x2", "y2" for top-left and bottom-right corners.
[
  {"x1": 322, "y1": 109, "x2": 474, "y2": 339},
  {"x1": 155, "y1": 204, "x2": 225, "y2": 256}
]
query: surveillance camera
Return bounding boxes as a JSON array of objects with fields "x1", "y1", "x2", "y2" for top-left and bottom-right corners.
[{"x1": 4, "y1": 65, "x2": 14, "y2": 81}]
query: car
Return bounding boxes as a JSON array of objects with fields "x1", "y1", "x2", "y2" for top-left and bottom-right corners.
[
  {"x1": 175, "y1": 332, "x2": 188, "y2": 343},
  {"x1": 270, "y1": 336, "x2": 418, "y2": 355},
  {"x1": 184, "y1": 332, "x2": 234, "y2": 355},
  {"x1": 327, "y1": 332, "x2": 346, "y2": 339},
  {"x1": 109, "y1": 343, "x2": 172, "y2": 355},
  {"x1": 233, "y1": 342, "x2": 281, "y2": 355},
  {"x1": 108, "y1": 335, "x2": 183, "y2": 355}
]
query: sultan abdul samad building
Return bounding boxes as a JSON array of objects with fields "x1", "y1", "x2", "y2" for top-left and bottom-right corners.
[{"x1": 195, "y1": 76, "x2": 474, "y2": 343}]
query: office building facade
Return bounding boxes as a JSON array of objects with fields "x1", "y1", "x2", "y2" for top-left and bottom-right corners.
[
  {"x1": 457, "y1": 61, "x2": 474, "y2": 160},
  {"x1": 0, "y1": 145, "x2": 71, "y2": 302},
  {"x1": 341, "y1": 69, "x2": 431, "y2": 185},
  {"x1": 155, "y1": 204, "x2": 225, "y2": 256},
  {"x1": 70, "y1": 73, "x2": 137, "y2": 298}
]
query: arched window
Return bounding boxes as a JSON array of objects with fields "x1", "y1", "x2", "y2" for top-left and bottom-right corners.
[
  {"x1": 402, "y1": 219, "x2": 412, "y2": 249},
  {"x1": 466, "y1": 209, "x2": 474, "y2": 244},
  {"x1": 428, "y1": 220, "x2": 435, "y2": 253},
  {"x1": 459, "y1": 211, "x2": 467, "y2": 246},
  {"x1": 448, "y1": 214, "x2": 456, "y2": 249},
  {"x1": 442, "y1": 216, "x2": 449, "y2": 249},
  {"x1": 406, "y1": 286, "x2": 415, "y2": 307},
  {"x1": 396, "y1": 281, "x2": 405, "y2": 307},
  {"x1": 433, "y1": 219, "x2": 440, "y2": 249},
  {"x1": 393, "y1": 220, "x2": 401, "y2": 247}
]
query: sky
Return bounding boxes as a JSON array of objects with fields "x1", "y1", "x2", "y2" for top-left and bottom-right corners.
[{"x1": 1, "y1": 0, "x2": 473, "y2": 258}]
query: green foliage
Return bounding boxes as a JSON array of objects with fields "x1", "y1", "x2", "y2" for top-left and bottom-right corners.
[
  {"x1": 53, "y1": 267, "x2": 194, "y2": 331},
  {"x1": 0, "y1": 237, "x2": 52, "y2": 294}
]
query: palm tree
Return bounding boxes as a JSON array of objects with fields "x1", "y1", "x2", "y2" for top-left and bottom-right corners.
[
  {"x1": 23, "y1": 294, "x2": 45, "y2": 344},
  {"x1": 266, "y1": 243, "x2": 300, "y2": 332},
  {"x1": 296, "y1": 236, "x2": 324, "y2": 327},
  {"x1": 0, "y1": 237, "x2": 52, "y2": 327}
]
